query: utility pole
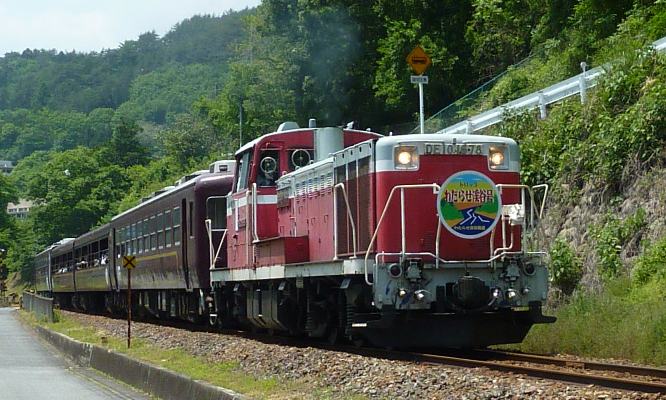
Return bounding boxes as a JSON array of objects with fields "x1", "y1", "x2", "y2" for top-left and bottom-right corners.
[{"x1": 239, "y1": 100, "x2": 243, "y2": 147}]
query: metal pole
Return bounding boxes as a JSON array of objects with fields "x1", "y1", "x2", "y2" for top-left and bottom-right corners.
[
  {"x1": 418, "y1": 82, "x2": 425, "y2": 134},
  {"x1": 579, "y1": 61, "x2": 588, "y2": 104},
  {"x1": 127, "y1": 269, "x2": 131, "y2": 348},
  {"x1": 239, "y1": 102, "x2": 243, "y2": 146}
]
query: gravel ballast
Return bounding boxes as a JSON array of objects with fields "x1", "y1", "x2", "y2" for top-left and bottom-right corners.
[{"x1": 62, "y1": 311, "x2": 662, "y2": 399}]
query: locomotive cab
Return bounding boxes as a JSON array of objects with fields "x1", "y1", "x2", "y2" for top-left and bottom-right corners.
[{"x1": 224, "y1": 123, "x2": 380, "y2": 270}]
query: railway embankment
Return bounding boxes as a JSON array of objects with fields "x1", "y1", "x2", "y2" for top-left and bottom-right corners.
[
  {"x1": 492, "y1": 39, "x2": 666, "y2": 365},
  {"x1": 24, "y1": 309, "x2": 664, "y2": 399}
]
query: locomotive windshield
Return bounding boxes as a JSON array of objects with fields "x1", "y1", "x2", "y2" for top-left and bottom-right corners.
[
  {"x1": 235, "y1": 150, "x2": 252, "y2": 192},
  {"x1": 257, "y1": 149, "x2": 280, "y2": 187},
  {"x1": 289, "y1": 149, "x2": 313, "y2": 170}
]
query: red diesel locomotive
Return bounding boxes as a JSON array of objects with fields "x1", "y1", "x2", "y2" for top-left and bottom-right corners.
[{"x1": 208, "y1": 120, "x2": 554, "y2": 347}]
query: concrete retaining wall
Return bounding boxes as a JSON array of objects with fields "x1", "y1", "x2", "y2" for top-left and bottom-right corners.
[
  {"x1": 22, "y1": 291, "x2": 54, "y2": 322},
  {"x1": 35, "y1": 325, "x2": 243, "y2": 400}
]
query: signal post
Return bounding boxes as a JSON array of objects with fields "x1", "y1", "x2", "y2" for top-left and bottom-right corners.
[{"x1": 406, "y1": 45, "x2": 432, "y2": 134}]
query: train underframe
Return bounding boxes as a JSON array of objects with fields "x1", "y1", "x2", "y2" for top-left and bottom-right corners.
[
  {"x1": 53, "y1": 289, "x2": 208, "y2": 324},
  {"x1": 211, "y1": 274, "x2": 553, "y2": 348},
  {"x1": 50, "y1": 274, "x2": 553, "y2": 349}
]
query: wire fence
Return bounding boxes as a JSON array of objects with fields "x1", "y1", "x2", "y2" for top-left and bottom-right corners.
[
  {"x1": 414, "y1": 55, "x2": 535, "y2": 134},
  {"x1": 385, "y1": 35, "x2": 666, "y2": 136}
]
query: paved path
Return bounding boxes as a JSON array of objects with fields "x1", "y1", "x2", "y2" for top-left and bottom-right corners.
[{"x1": 0, "y1": 307, "x2": 150, "y2": 400}]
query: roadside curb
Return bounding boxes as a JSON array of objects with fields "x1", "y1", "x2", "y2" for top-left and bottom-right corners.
[{"x1": 34, "y1": 325, "x2": 244, "y2": 400}]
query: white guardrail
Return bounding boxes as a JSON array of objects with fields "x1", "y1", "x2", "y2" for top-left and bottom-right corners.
[{"x1": 435, "y1": 36, "x2": 666, "y2": 135}]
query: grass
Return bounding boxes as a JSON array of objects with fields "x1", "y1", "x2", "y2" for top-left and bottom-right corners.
[
  {"x1": 506, "y1": 277, "x2": 666, "y2": 366},
  {"x1": 21, "y1": 310, "x2": 350, "y2": 400}
]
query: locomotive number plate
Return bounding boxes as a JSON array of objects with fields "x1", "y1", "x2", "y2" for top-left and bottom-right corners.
[{"x1": 424, "y1": 143, "x2": 483, "y2": 156}]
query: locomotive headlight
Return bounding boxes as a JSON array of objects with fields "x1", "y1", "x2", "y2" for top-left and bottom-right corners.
[
  {"x1": 488, "y1": 146, "x2": 508, "y2": 170},
  {"x1": 394, "y1": 146, "x2": 419, "y2": 170},
  {"x1": 388, "y1": 263, "x2": 402, "y2": 278}
]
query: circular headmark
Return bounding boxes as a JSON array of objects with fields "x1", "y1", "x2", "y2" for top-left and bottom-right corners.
[{"x1": 437, "y1": 171, "x2": 501, "y2": 239}]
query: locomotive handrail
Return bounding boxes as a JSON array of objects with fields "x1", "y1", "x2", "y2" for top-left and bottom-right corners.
[
  {"x1": 251, "y1": 183, "x2": 260, "y2": 243},
  {"x1": 364, "y1": 183, "x2": 440, "y2": 286},
  {"x1": 491, "y1": 183, "x2": 549, "y2": 257},
  {"x1": 205, "y1": 219, "x2": 228, "y2": 270},
  {"x1": 532, "y1": 184, "x2": 549, "y2": 220},
  {"x1": 333, "y1": 183, "x2": 358, "y2": 260},
  {"x1": 246, "y1": 188, "x2": 253, "y2": 265},
  {"x1": 366, "y1": 182, "x2": 550, "y2": 285}
]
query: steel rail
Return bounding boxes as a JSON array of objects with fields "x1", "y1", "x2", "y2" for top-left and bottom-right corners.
[
  {"x1": 404, "y1": 351, "x2": 666, "y2": 394},
  {"x1": 478, "y1": 349, "x2": 666, "y2": 379}
]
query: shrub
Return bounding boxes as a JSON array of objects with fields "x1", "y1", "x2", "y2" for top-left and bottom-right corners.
[
  {"x1": 549, "y1": 237, "x2": 583, "y2": 295},
  {"x1": 591, "y1": 209, "x2": 646, "y2": 280},
  {"x1": 633, "y1": 237, "x2": 666, "y2": 286}
]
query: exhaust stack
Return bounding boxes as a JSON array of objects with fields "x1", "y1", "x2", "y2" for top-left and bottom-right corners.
[{"x1": 314, "y1": 127, "x2": 344, "y2": 162}]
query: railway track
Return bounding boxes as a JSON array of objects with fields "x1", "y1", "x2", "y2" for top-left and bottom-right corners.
[
  {"x1": 359, "y1": 348, "x2": 666, "y2": 394},
  {"x1": 61, "y1": 309, "x2": 666, "y2": 394}
]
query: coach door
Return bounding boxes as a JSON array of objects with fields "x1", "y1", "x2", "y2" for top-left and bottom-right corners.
[
  {"x1": 181, "y1": 199, "x2": 190, "y2": 289},
  {"x1": 109, "y1": 228, "x2": 118, "y2": 291},
  {"x1": 206, "y1": 196, "x2": 228, "y2": 270}
]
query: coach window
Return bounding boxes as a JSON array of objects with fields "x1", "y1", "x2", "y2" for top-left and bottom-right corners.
[
  {"x1": 150, "y1": 215, "x2": 157, "y2": 250},
  {"x1": 124, "y1": 225, "x2": 130, "y2": 255},
  {"x1": 115, "y1": 230, "x2": 121, "y2": 259},
  {"x1": 137, "y1": 221, "x2": 143, "y2": 253},
  {"x1": 74, "y1": 247, "x2": 82, "y2": 270},
  {"x1": 165, "y1": 210, "x2": 172, "y2": 247},
  {"x1": 143, "y1": 219, "x2": 149, "y2": 252},
  {"x1": 157, "y1": 212, "x2": 164, "y2": 249},
  {"x1": 235, "y1": 150, "x2": 252, "y2": 192},
  {"x1": 121, "y1": 227, "x2": 126, "y2": 256},
  {"x1": 131, "y1": 223, "x2": 136, "y2": 255},
  {"x1": 206, "y1": 197, "x2": 226, "y2": 230},
  {"x1": 173, "y1": 207, "x2": 181, "y2": 245}
]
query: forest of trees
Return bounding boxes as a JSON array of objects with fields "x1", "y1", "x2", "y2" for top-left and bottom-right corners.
[{"x1": 0, "y1": 0, "x2": 664, "y2": 280}]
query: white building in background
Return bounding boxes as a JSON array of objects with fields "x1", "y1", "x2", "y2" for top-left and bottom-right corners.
[
  {"x1": 0, "y1": 161, "x2": 13, "y2": 175},
  {"x1": 7, "y1": 199, "x2": 33, "y2": 220}
]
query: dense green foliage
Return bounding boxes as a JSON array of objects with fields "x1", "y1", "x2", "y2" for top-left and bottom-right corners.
[
  {"x1": 633, "y1": 236, "x2": 666, "y2": 285},
  {"x1": 0, "y1": 174, "x2": 16, "y2": 250},
  {"x1": 548, "y1": 237, "x2": 583, "y2": 295},
  {"x1": 590, "y1": 209, "x2": 646, "y2": 280}
]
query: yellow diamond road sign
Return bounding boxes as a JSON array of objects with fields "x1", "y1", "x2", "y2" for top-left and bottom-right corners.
[
  {"x1": 406, "y1": 45, "x2": 431, "y2": 75},
  {"x1": 122, "y1": 255, "x2": 136, "y2": 270}
]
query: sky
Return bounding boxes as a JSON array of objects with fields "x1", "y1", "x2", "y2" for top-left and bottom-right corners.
[{"x1": 0, "y1": 0, "x2": 261, "y2": 56}]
